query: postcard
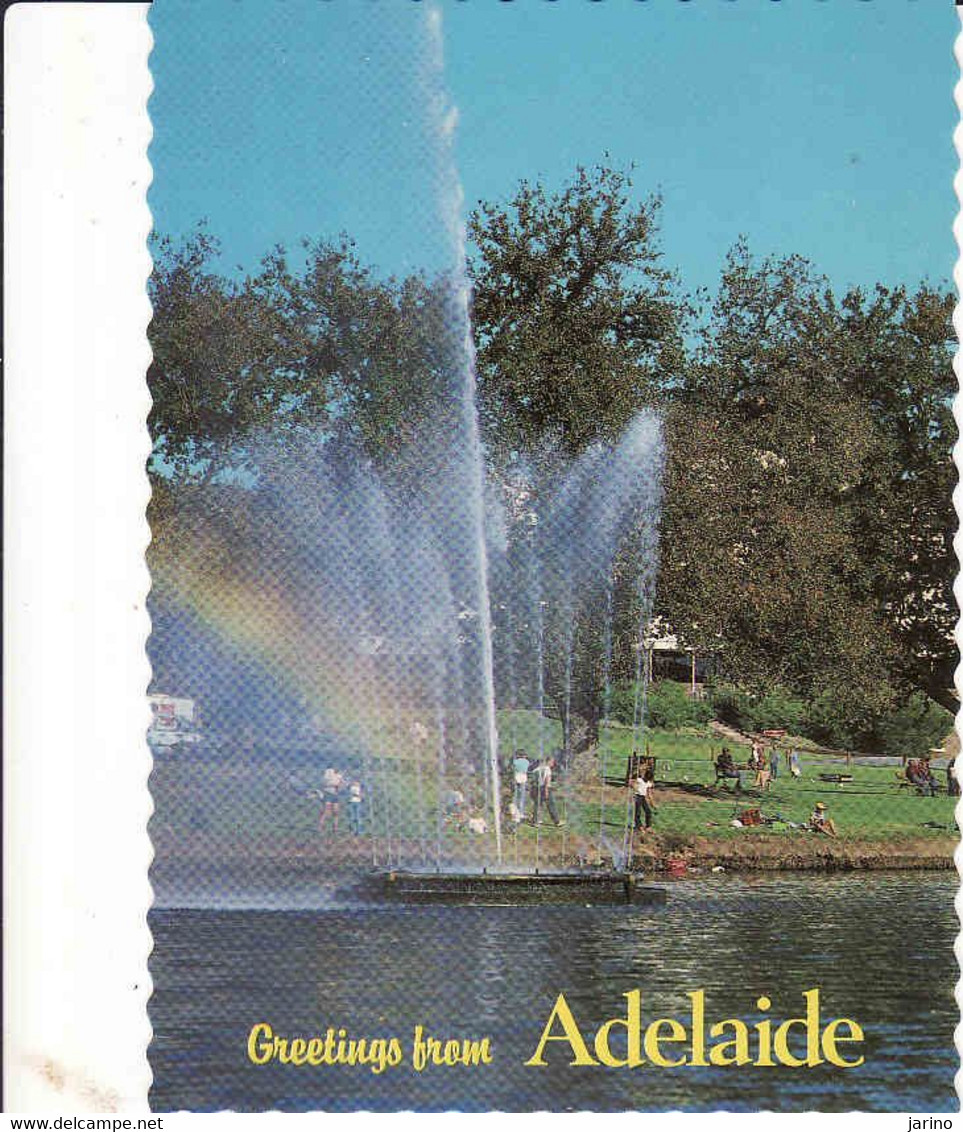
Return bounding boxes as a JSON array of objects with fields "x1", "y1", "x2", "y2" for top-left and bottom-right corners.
[
  {"x1": 143, "y1": 0, "x2": 961, "y2": 1113},
  {"x1": 7, "y1": 0, "x2": 961, "y2": 1116}
]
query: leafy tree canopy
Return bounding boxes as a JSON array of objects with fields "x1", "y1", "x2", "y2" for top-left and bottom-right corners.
[
  {"x1": 147, "y1": 166, "x2": 957, "y2": 746},
  {"x1": 659, "y1": 242, "x2": 956, "y2": 720},
  {"x1": 468, "y1": 164, "x2": 686, "y2": 458}
]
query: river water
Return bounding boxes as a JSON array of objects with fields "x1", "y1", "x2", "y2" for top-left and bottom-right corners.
[{"x1": 148, "y1": 872, "x2": 958, "y2": 1111}]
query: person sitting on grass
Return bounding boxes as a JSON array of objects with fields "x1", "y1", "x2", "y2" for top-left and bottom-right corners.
[
  {"x1": 464, "y1": 810, "x2": 488, "y2": 835},
  {"x1": 809, "y1": 801, "x2": 838, "y2": 837},
  {"x1": 444, "y1": 787, "x2": 466, "y2": 825}
]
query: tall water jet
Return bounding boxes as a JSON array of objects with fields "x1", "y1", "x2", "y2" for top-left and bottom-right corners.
[
  {"x1": 421, "y1": 5, "x2": 503, "y2": 860},
  {"x1": 148, "y1": 6, "x2": 668, "y2": 901}
]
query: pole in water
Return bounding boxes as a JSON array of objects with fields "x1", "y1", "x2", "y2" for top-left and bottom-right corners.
[{"x1": 597, "y1": 581, "x2": 614, "y2": 851}]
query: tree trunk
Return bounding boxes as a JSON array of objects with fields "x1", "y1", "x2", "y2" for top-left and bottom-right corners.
[
  {"x1": 573, "y1": 703, "x2": 601, "y2": 753},
  {"x1": 924, "y1": 681, "x2": 959, "y2": 716},
  {"x1": 551, "y1": 691, "x2": 573, "y2": 755}
]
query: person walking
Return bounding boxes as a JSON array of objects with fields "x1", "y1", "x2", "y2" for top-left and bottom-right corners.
[
  {"x1": 633, "y1": 771, "x2": 656, "y2": 832},
  {"x1": 532, "y1": 757, "x2": 563, "y2": 827}
]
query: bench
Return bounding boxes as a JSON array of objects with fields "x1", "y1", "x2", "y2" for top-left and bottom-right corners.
[
  {"x1": 714, "y1": 765, "x2": 745, "y2": 790},
  {"x1": 895, "y1": 771, "x2": 943, "y2": 795}
]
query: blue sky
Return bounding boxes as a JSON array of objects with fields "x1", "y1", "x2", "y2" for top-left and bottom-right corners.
[{"x1": 149, "y1": 1, "x2": 958, "y2": 299}]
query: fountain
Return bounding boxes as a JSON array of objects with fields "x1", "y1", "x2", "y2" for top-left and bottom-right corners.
[{"x1": 148, "y1": 5, "x2": 668, "y2": 908}]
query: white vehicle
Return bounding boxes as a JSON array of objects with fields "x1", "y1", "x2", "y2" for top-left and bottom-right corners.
[{"x1": 148, "y1": 693, "x2": 201, "y2": 746}]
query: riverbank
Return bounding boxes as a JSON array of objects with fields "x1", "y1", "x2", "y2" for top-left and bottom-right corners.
[
  {"x1": 150, "y1": 827, "x2": 957, "y2": 882},
  {"x1": 630, "y1": 831, "x2": 957, "y2": 872},
  {"x1": 149, "y1": 718, "x2": 959, "y2": 894}
]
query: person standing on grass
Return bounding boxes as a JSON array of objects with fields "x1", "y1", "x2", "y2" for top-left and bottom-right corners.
[
  {"x1": 533, "y1": 757, "x2": 563, "y2": 827},
  {"x1": 906, "y1": 758, "x2": 938, "y2": 795},
  {"x1": 918, "y1": 758, "x2": 940, "y2": 796},
  {"x1": 633, "y1": 770, "x2": 656, "y2": 832},
  {"x1": 789, "y1": 749, "x2": 801, "y2": 779},
  {"x1": 755, "y1": 761, "x2": 772, "y2": 792},
  {"x1": 347, "y1": 779, "x2": 364, "y2": 836},
  {"x1": 769, "y1": 747, "x2": 780, "y2": 781},
  {"x1": 512, "y1": 748, "x2": 531, "y2": 819},
  {"x1": 948, "y1": 756, "x2": 960, "y2": 797},
  {"x1": 318, "y1": 766, "x2": 344, "y2": 835}
]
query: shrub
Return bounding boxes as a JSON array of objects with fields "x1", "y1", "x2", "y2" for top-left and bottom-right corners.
[
  {"x1": 802, "y1": 689, "x2": 862, "y2": 749},
  {"x1": 708, "y1": 683, "x2": 751, "y2": 729},
  {"x1": 751, "y1": 687, "x2": 807, "y2": 733},
  {"x1": 611, "y1": 679, "x2": 713, "y2": 730},
  {"x1": 709, "y1": 683, "x2": 806, "y2": 734},
  {"x1": 868, "y1": 694, "x2": 953, "y2": 760}
]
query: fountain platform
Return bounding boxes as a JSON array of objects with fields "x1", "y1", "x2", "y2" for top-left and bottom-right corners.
[{"x1": 363, "y1": 869, "x2": 667, "y2": 906}]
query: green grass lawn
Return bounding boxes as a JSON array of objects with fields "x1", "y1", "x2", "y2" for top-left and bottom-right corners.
[
  {"x1": 584, "y1": 723, "x2": 957, "y2": 843},
  {"x1": 150, "y1": 711, "x2": 958, "y2": 849},
  {"x1": 498, "y1": 714, "x2": 956, "y2": 844}
]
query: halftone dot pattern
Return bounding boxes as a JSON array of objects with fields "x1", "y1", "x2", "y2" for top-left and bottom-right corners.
[
  {"x1": 147, "y1": 878, "x2": 959, "y2": 1111},
  {"x1": 146, "y1": 1, "x2": 959, "y2": 1113}
]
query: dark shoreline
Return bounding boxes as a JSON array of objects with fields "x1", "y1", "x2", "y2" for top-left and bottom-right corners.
[
  {"x1": 633, "y1": 832, "x2": 957, "y2": 873},
  {"x1": 675, "y1": 851, "x2": 956, "y2": 872},
  {"x1": 148, "y1": 833, "x2": 958, "y2": 908}
]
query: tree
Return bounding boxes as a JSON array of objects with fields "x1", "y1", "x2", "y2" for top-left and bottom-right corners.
[
  {"x1": 468, "y1": 164, "x2": 685, "y2": 458},
  {"x1": 147, "y1": 183, "x2": 956, "y2": 748},
  {"x1": 468, "y1": 166, "x2": 686, "y2": 748},
  {"x1": 658, "y1": 242, "x2": 957, "y2": 730},
  {"x1": 148, "y1": 229, "x2": 314, "y2": 481},
  {"x1": 832, "y1": 284, "x2": 957, "y2": 712},
  {"x1": 148, "y1": 229, "x2": 457, "y2": 483}
]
